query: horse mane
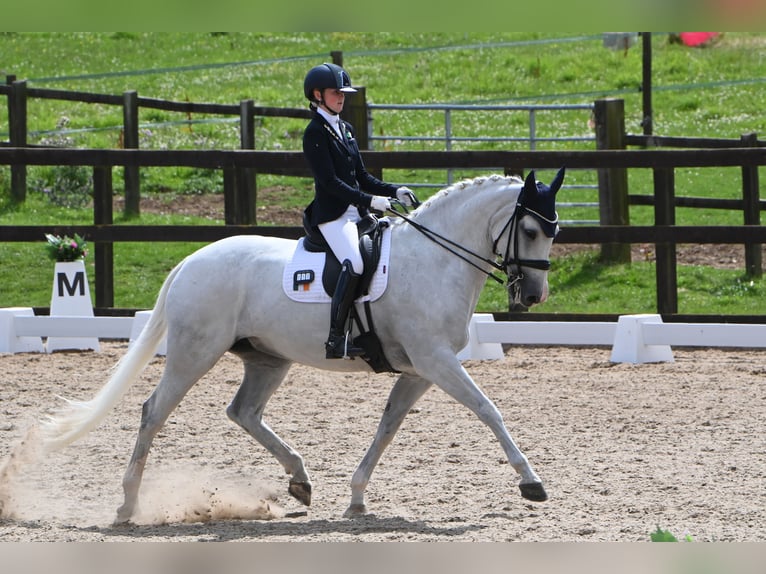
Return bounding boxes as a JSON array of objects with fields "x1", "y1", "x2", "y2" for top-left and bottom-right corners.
[{"x1": 397, "y1": 174, "x2": 523, "y2": 225}]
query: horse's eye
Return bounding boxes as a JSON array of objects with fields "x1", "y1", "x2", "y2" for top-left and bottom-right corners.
[{"x1": 524, "y1": 227, "x2": 537, "y2": 241}]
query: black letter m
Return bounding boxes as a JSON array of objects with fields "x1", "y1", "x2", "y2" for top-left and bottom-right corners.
[{"x1": 57, "y1": 271, "x2": 85, "y2": 297}]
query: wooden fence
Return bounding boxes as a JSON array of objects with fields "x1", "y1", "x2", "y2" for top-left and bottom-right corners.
[
  {"x1": 1, "y1": 146, "x2": 765, "y2": 320},
  {"x1": 1, "y1": 73, "x2": 765, "y2": 319},
  {"x1": 1, "y1": 74, "x2": 312, "y2": 220},
  {"x1": 2, "y1": 77, "x2": 762, "y2": 235},
  {"x1": 3, "y1": 76, "x2": 763, "y2": 233}
]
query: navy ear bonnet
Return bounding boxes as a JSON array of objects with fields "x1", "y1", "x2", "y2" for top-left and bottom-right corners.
[{"x1": 518, "y1": 167, "x2": 565, "y2": 238}]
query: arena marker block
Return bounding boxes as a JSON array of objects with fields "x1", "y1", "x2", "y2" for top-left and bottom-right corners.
[
  {"x1": 47, "y1": 261, "x2": 100, "y2": 353},
  {"x1": 610, "y1": 314, "x2": 674, "y2": 364},
  {"x1": 0, "y1": 307, "x2": 45, "y2": 354}
]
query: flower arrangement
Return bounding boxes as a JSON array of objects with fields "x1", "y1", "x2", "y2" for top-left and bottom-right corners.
[{"x1": 44, "y1": 233, "x2": 88, "y2": 262}]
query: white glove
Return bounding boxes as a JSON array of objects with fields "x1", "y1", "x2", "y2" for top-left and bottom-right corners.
[
  {"x1": 370, "y1": 196, "x2": 391, "y2": 212},
  {"x1": 396, "y1": 186, "x2": 415, "y2": 206}
]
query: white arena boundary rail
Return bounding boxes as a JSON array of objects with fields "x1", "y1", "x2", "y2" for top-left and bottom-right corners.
[
  {"x1": 457, "y1": 313, "x2": 766, "y2": 363},
  {"x1": 0, "y1": 308, "x2": 166, "y2": 355},
  {"x1": 1, "y1": 308, "x2": 764, "y2": 364}
]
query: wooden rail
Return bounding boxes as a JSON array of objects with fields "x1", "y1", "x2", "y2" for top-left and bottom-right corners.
[{"x1": 1, "y1": 146, "x2": 764, "y2": 315}]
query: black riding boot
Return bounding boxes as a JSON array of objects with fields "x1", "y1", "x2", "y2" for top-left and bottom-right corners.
[{"x1": 325, "y1": 261, "x2": 365, "y2": 359}]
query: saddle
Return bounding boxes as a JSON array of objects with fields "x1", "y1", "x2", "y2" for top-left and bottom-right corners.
[
  {"x1": 301, "y1": 207, "x2": 397, "y2": 374},
  {"x1": 301, "y1": 207, "x2": 387, "y2": 298}
]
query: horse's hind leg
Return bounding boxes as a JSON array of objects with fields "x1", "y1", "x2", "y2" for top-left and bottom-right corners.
[
  {"x1": 115, "y1": 344, "x2": 229, "y2": 525},
  {"x1": 345, "y1": 373, "x2": 432, "y2": 517},
  {"x1": 225, "y1": 345, "x2": 311, "y2": 506}
]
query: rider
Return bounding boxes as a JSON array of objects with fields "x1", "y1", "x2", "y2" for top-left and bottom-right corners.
[{"x1": 302, "y1": 62, "x2": 415, "y2": 359}]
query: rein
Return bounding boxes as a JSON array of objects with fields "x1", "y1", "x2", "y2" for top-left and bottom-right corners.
[
  {"x1": 387, "y1": 200, "x2": 553, "y2": 286},
  {"x1": 389, "y1": 208, "x2": 506, "y2": 284}
]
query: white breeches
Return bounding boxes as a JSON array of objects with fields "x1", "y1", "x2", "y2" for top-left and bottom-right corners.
[{"x1": 318, "y1": 204, "x2": 364, "y2": 274}]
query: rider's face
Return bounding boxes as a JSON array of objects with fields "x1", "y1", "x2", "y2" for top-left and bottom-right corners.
[{"x1": 317, "y1": 88, "x2": 345, "y2": 114}]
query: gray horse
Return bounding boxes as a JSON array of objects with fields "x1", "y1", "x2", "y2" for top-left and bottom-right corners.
[{"x1": 39, "y1": 168, "x2": 564, "y2": 524}]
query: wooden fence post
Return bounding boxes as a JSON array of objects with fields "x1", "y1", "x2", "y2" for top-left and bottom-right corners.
[
  {"x1": 332, "y1": 48, "x2": 371, "y2": 152},
  {"x1": 224, "y1": 100, "x2": 257, "y2": 226},
  {"x1": 9, "y1": 79, "x2": 28, "y2": 202},
  {"x1": 653, "y1": 167, "x2": 677, "y2": 315},
  {"x1": 222, "y1": 168, "x2": 253, "y2": 225},
  {"x1": 343, "y1": 86, "x2": 378, "y2": 181},
  {"x1": 641, "y1": 32, "x2": 653, "y2": 136},
  {"x1": 93, "y1": 166, "x2": 114, "y2": 308},
  {"x1": 223, "y1": 168, "x2": 236, "y2": 224},
  {"x1": 343, "y1": 85, "x2": 369, "y2": 149},
  {"x1": 741, "y1": 132, "x2": 762, "y2": 277},
  {"x1": 122, "y1": 90, "x2": 140, "y2": 217},
  {"x1": 238, "y1": 98, "x2": 256, "y2": 224},
  {"x1": 594, "y1": 98, "x2": 631, "y2": 263}
]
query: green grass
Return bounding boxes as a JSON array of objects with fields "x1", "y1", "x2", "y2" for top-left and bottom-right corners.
[
  {"x1": 651, "y1": 526, "x2": 694, "y2": 542},
  {"x1": 1, "y1": 32, "x2": 766, "y2": 313},
  {"x1": 480, "y1": 251, "x2": 765, "y2": 315}
]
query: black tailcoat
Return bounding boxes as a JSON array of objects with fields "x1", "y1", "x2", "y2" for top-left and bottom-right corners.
[{"x1": 303, "y1": 112, "x2": 397, "y2": 227}]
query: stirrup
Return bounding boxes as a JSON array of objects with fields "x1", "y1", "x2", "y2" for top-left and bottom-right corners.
[{"x1": 325, "y1": 332, "x2": 364, "y2": 359}]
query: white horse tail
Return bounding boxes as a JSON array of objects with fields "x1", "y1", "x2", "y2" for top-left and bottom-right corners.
[{"x1": 39, "y1": 259, "x2": 185, "y2": 453}]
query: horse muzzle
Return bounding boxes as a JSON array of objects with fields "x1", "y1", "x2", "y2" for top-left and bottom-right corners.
[
  {"x1": 540, "y1": 279, "x2": 549, "y2": 303},
  {"x1": 511, "y1": 275, "x2": 549, "y2": 308}
]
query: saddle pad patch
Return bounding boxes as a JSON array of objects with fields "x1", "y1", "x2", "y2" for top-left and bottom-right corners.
[{"x1": 282, "y1": 231, "x2": 392, "y2": 303}]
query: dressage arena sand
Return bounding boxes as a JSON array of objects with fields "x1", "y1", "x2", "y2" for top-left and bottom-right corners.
[{"x1": 1, "y1": 342, "x2": 765, "y2": 544}]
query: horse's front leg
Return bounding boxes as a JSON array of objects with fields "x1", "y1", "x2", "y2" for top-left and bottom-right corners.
[
  {"x1": 344, "y1": 373, "x2": 432, "y2": 517},
  {"x1": 414, "y1": 350, "x2": 547, "y2": 503}
]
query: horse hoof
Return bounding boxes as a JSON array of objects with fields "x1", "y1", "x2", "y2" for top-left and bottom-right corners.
[
  {"x1": 112, "y1": 517, "x2": 133, "y2": 527},
  {"x1": 343, "y1": 503, "x2": 368, "y2": 518},
  {"x1": 113, "y1": 506, "x2": 134, "y2": 526},
  {"x1": 288, "y1": 480, "x2": 312, "y2": 506},
  {"x1": 519, "y1": 482, "x2": 548, "y2": 502}
]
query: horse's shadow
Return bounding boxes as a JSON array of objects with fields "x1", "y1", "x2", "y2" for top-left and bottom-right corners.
[{"x1": 69, "y1": 513, "x2": 487, "y2": 541}]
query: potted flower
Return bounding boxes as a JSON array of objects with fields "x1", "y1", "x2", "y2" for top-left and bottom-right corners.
[
  {"x1": 44, "y1": 233, "x2": 98, "y2": 351},
  {"x1": 44, "y1": 233, "x2": 88, "y2": 262}
]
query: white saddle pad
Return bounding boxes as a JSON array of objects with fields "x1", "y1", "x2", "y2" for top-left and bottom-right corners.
[{"x1": 282, "y1": 229, "x2": 392, "y2": 304}]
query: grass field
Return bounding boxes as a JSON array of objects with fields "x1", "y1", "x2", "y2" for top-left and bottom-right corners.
[{"x1": 1, "y1": 32, "x2": 765, "y2": 313}]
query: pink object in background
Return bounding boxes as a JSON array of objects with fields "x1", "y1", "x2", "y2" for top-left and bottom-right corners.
[{"x1": 679, "y1": 32, "x2": 720, "y2": 47}]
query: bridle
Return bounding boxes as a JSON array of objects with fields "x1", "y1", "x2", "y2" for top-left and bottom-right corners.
[
  {"x1": 490, "y1": 202, "x2": 558, "y2": 301},
  {"x1": 493, "y1": 201, "x2": 558, "y2": 275},
  {"x1": 387, "y1": 197, "x2": 557, "y2": 288}
]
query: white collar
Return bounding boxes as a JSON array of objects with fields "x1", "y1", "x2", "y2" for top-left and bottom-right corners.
[{"x1": 317, "y1": 108, "x2": 342, "y2": 136}]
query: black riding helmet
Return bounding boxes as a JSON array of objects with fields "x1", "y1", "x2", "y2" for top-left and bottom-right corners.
[{"x1": 303, "y1": 63, "x2": 357, "y2": 103}]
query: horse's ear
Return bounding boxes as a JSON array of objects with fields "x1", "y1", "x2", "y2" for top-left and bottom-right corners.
[
  {"x1": 549, "y1": 167, "x2": 566, "y2": 195},
  {"x1": 520, "y1": 170, "x2": 537, "y2": 202}
]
